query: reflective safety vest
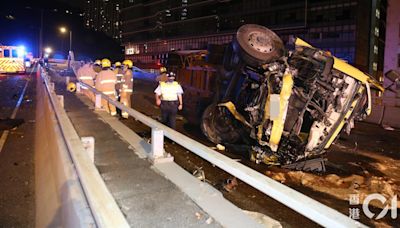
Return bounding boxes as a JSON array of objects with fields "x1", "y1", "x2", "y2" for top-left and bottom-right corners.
[
  {"x1": 95, "y1": 69, "x2": 116, "y2": 95},
  {"x1": 160, "y1": 81, "x2": 180, "y2": 101}
]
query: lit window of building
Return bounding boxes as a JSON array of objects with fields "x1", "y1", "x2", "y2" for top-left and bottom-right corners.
[
  {"x1": 374, "y1": 45, "x2": 378, "y2": 54},
  {"x1": 375, "y1": 27, "x2": 379, "y2": 36},
  {"x1": 372, "y1": 62, "x2": 378, "y2": 71}
]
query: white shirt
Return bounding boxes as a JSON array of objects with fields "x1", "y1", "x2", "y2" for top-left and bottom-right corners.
[{"x1": 154, "y1": 82, "x2": 184, "y2": 96}]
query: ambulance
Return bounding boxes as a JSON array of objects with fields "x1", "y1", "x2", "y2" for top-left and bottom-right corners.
[{"x1": 0, "y1": 45, "x2": 26, "y2": 74}]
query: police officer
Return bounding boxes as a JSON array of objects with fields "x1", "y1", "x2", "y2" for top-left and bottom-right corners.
[
  {"x1": 121, "y1": 59, "x2": 134, "y2": 119},
  {"x1": 156, "y1": 67, "x2": 168, "y2": 82},
  {"x1": 154, "y1": 72, "x2": 183, "y2": 129},
  {"x1": 95, "y1": 58, "x2": 117, "y2": 116}
]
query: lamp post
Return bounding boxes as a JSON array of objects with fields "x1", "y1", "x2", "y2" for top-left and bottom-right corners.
[{"x1": 59, "y1": 26, "x2": 72, "y2": 68}]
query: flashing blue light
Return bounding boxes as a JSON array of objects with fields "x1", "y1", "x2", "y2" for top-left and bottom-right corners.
[{"x1": 17, "y1": 46, "x2": 26, "y2": 57}]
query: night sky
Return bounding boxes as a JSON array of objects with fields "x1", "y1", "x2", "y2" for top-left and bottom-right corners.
[{"x1": 0, "y1": 0, "x2": 123, "y2": 61}]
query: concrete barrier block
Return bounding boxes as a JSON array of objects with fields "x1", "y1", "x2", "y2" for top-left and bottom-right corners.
[
  {"x1": 95, "y1": 94, "x2": 102, "y2": 110},
  {"x1": 57, "y1": 95, "x2": 64, "y2": 108},
  {"x1": 76, "y1": 83, "x2": 81, "y2": 93},
  {"x1": 81, "y1": 137, "x2": 95, "y2": 163},
  {"x1": 50, "y1": 82, "x2": 55, "y2": 92},
  {"x1": 150, "y1": 128, "x2": 173, "y2": 164},
  {"x1": 151, "y1": 128, "x2": 164, "y2": 159}
]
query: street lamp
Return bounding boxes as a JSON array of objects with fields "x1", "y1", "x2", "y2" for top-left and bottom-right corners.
[
  {"x1": 44, "y1": 47, "x2": 52, "y2": 54},
  {"x1": 59, "y1": 26, "x2": 72, "y2": 68},
  {"x1": 59, "y1": 27, "x2": 67, "y2": 34}
]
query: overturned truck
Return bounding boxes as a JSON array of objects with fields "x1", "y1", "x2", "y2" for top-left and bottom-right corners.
[{"x1": 173, "y1": 24, "x2": 384, "y2": 169}]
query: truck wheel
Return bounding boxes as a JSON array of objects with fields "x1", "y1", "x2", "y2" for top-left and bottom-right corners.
[
  {"x1": 233, "y1": 24, "x2": 284, "y2": 67},
  {"x1": 201, "y1": 104, "x2": 241, "y2": 144}
]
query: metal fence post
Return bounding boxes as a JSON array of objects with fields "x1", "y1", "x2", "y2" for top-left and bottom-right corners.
[
  {"x1": 81, "y1": 137, "x2": 95, "y2": 163},
  {"x1": 95, "y1": 93, "x2": 102, "y2": 110},
  {"x1": 150, "y1": 128, "x2": 173, "y2": 163},
  {"x1": 57, "y1": 95, "x2": 64, "y2": 108},
  {"x1": 76, "y1": 82, "x2": 81, "y2": 93},
  {"x1": 50, "y1": 82, "x2": 55, "y2": 92}
]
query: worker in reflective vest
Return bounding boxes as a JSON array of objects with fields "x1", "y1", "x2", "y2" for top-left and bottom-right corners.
[
  {"x1": 113, "y1": 61, "x2": 123, "y2": 100},
  {"x1": 95, "y1": 58, "x2": 117, "y2": 116},
  {"x1": 121, "y1": 59, "x2": 133, "y2": 119},
  {"x1": 154, "y1": 72, "x2": 183, "y2": 129},
  {"x1": 77, "y1": 62, "x2": 96, "y2": 101}
]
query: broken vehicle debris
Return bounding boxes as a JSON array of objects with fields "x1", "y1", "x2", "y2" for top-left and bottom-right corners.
[
  {"x1": 199, "y1": 24, "x2": 384, "y2": 167},
  {"x1": 0, "y1": 118, "x2": 24, "y2": 130}
]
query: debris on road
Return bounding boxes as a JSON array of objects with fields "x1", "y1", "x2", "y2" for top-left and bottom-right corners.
[
  {"x1": 223, "y1": 177, "x2": 238, "y2": 192},
  {"x1": 192, "y1": 167, "x2": 206, "y2": 182},
  {"x1": 216, "y1": 144, "x2": 225, "y2": 151},
  {"x1": 195, "y1": 212, "x2": 202, "y2": 220},
  {"x1": 0, "y1": 118, "x2": 24, "y2": 130},
  {"x1": 382, "y1": 125, "x2": 395, "y2": 131},
  {"x1": 205, "y1": 217, "x2": 213, "y2": 225}
]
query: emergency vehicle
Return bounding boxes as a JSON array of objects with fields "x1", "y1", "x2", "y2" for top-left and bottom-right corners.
[{"x1": 0, "y1": 45, "x2": 26, "y2": 73}]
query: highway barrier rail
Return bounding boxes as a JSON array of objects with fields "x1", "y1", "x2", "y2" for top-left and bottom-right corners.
[
  {"x1": 36, "y1": 66, "x2": 129, "y2": 227},
  {"x1": 76, "y1": 78, "x2": 367, "y2": 228}
]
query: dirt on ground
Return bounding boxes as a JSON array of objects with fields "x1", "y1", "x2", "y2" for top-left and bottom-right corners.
[{"x1": 119, "y1": 79, "x2": 400, "y2": 227}]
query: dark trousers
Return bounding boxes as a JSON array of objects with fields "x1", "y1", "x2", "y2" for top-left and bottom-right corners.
[{"x1": 160, "y1": 100, "x2": 179, "y2": 129}]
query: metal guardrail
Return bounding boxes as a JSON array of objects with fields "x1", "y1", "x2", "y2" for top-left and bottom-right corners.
[
  {"x1": 41, "y1": 69, "x2": 129, "y2": 227},
  {"x1": 78, "y1": 81, "x2": 367, "y2": 228}
]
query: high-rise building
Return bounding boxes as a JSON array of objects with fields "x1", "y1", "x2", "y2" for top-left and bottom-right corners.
[
  {"x1": 84, "y1": 0, "x2": 123, "y2": 40},
  {"x1": 120, "y1": 0, "x2": 386, "y2": 80},
  {"x1": 365, "y1": 0, "x2": 400, "y2": 128}
]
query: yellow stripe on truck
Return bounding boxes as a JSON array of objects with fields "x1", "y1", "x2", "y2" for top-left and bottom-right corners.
[{"x1": 269, "y1": 71, "x2": 294, "y2": 152}]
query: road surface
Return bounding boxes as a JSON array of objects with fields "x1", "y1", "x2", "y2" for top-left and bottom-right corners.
[{"x1": 0, "y1": 70, "x2": 36, "y2": 227}]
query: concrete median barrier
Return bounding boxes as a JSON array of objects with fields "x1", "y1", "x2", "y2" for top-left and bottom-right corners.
[
  {"x1": 35, "y1": 67, "x2": 129, "y2": 227},
  {"x1": 35, "y1": 69, "x2": 95, "y2": 227}
]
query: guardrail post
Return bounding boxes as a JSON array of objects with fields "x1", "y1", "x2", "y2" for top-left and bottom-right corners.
[
  {"x1": 81, "y1": 137, "x2": 95, "y2": 163},
  {"x1": 50, "y1": 82, "x2": 56, "y2": 92},
  {"x1": 57, "y1": 95, "x2": 64, "y2": 108},
  {"x1": 150, "y1": 128, "x2": 173, "y2": 164},
  {"x1": 95, "y1": 94, "x2": 102, "y2": 110},
  {"x1": 76, "y1": 82, "x2": 81, "y2": 93}
]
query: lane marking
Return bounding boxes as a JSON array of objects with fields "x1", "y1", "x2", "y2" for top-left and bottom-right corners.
[{"x1": 0, "y1": 66, "x2": 35, "y2": 153}]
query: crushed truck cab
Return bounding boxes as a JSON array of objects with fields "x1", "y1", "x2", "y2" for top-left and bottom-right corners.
[{"x1": 198, "y1": 24, "x2": 384, "y2": 168}]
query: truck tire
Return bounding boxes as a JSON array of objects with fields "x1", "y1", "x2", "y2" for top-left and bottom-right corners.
[
  {"x1": 233, "y1": 24, "x2": 284, "y2": 67},
  {"x1": 201, "y1": 104, "x2": 241, "y2": 144}
]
